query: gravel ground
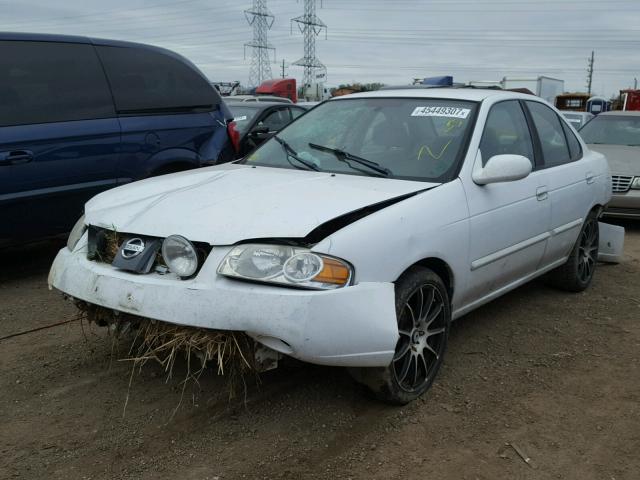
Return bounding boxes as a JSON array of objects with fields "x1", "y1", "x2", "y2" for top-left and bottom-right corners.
[{"x1": 1, "y1": 220, "x2": 639, "y2": 480}]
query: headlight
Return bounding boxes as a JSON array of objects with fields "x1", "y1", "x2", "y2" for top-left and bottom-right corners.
[
  {"x1": 162, "y1": 235, "x2": 198, "y2": 278},
  {"x1": 218, "y1": 244, "x2": 352, "y2": 289},
  {"x1": 631, "y1": 177, "x2": 640, "y2": 190},
  {"x1": 67, "y1": 215, "x2": 86, "y2": 251}
]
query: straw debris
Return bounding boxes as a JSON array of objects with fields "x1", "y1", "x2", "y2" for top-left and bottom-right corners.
[{"x1": 76, "y1": 302, "x2": 257, "y2": 412}]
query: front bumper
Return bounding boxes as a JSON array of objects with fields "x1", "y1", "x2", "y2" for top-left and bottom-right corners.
[
  {"x1": 604, "y1": 190, "x2": 640, "y2": 218},
  {"x1": 48, "y1": 242, "x2": 398, "y2": 367}
]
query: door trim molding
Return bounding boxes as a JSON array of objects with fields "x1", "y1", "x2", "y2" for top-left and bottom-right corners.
[
  {"x1": 551, "y1": 218, "x2": 583, "y2": 236},
  {"x1": 471, "y1": 231, "x2": 551, "y2": 271}
]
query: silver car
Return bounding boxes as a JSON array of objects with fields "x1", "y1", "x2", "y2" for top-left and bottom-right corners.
[
  {"x1": 562, "y1": 111, "x2": 594, "y2": 130},
  {"x1": 581, "y1": 111, "x2": 640, "y2": 218}
]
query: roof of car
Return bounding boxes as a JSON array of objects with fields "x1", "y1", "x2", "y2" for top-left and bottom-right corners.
[
  {"x1": 226, "y1": 101, "x2": 300, "y2": 110},
  {"x1": 1, "y1": 31, "x2": 155, "y2": 49},
  {"x1": 331, "y1": 87, "x2": 530, "y2": 102},
  {"x1": 597, "y1": 110, "x2": 640, "y2": 116}
]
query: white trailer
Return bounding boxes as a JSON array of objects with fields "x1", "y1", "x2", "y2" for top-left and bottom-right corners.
[{"x1": 501, "y1": 76, "x2": 564, "y2": 104}]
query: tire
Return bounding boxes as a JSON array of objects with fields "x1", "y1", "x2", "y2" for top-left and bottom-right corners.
[
  {"x1": 546, "y1": 211, "x2": 599, "y2": 292},
  {"x1": 349, "y1": 267, "x2": 451, "y2": 405}
]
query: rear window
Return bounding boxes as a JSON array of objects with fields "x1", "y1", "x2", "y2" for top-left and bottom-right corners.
[
  {"x1": 579, "y1": 115, "x2": 640, "y2": 146},
  {"x1": 96, "y1": 45, "x2": 220, "y2": 114},
  {"x1": 0, "y1": 40, "x2": 114, "y2": 127},
  {"x1": 228, "y1": 106, "x2": 260, "y2": 134}
]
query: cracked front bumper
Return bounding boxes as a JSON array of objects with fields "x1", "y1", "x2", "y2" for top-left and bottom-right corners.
[{"x1": 48, "y1": 242, "x2": 398, "y2": 367}]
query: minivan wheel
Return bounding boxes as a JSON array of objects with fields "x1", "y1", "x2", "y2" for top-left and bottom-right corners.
[
  {"x1": 349, "y1": 267, "x2": 451, "y2": 405},
  {"x1": 546, "y1": 212, "x2": 599, "y2": 292}
]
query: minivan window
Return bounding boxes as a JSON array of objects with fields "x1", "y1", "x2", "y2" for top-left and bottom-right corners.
[
  {"x1": 0, "y1": 41, "x2": 115, "y2": 127},
  {"x1": 96, "y1": 45, "x2": 220, "y2": 114}
]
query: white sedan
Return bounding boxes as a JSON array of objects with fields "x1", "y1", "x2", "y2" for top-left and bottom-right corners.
[{"x1": 50, "y1": 88, "x2": 611, "y2": 404}]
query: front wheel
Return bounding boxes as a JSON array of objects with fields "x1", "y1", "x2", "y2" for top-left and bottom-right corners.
[
  {"x1": 546, "y1": 212, "x2": 599, "y2": 292},
  {"x1": 349, "y1": 267, "x2": 451, "y2": 405}
]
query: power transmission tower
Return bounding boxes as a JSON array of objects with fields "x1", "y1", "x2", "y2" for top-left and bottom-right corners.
[
  {"x1": 244, "y1": 0, "x2": 275, "y2": 88},
  {"x1": 586, "y1": 50, "x2": 594, "y2": 94},
  {"x1": 291, "y1": 0, "x2": 327, "y2": 88}
]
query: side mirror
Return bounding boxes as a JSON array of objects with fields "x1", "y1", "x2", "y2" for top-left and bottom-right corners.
[{"x1": 472, "y1": 154, "x2": 532, "y2": 185}]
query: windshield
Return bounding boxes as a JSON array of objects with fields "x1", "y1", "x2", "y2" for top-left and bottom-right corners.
[
  {"x1": 243, "y1": 97, "x2": 478, "y2": 182},
  {"x1": 228, "y1": 106, "x2": 260, "y2": 134},
  {"x1": 580, "y1": 115, "x2": 640, "y2": 146}
]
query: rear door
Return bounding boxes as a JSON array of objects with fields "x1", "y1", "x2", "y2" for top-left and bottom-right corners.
[
  {"x1": 0, "y1": 40, "x2": 120, "y2": 243},
  {"x1": 95, "y1": 45, "x2": 226, "y2": 180},
  {"x1": 524, "y1": 101, "x2": 593, "y2": 267}
]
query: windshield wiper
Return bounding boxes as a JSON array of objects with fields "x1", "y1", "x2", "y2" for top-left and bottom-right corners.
[
  {"x1": 273, "y1": 135, "x2": 320, "y2": 171},
  {"x1": 308, "y1": 143, "x2": 392, "y2": 177}
]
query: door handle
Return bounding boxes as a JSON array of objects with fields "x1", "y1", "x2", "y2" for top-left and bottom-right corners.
[
  {"x1": 0, "y1": 150, "x2": 33, "y2": 166},
  {"x1": 585, "y1": 171, "x2": 595, "y2": 184},
  {"x1": 536, "y1": 186, "x2": 548, "y2": 201}
]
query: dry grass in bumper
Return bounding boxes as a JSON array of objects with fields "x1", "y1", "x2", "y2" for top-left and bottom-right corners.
[{"x1": 76, "y1": 301, "x2": 257, "y2": 412}]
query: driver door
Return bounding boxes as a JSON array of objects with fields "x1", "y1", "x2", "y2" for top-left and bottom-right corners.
[{"x1": 460, "y1": 100, "x2": 551, "y2": 306}]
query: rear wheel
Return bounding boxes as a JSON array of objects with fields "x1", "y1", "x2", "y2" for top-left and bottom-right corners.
[
  {"x1": 546, "y1": 212, "x2": 599, "y2": 292},
  {"x1": 349, "y1": 267, "x2": 450, "y2": 405}
]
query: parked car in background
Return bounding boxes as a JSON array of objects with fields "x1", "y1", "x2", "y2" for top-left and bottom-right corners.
[
  {"x1": 580, "y1": 111, "x2": 640, "y2": 218},
  {"x1": 0, "y1": 32, "x2": 235, "y2": 246},
  {"x1": 297, "y1": 101, "x2": 321, "y2": 109},
  {"x1": 227, "y1": 102, "x2": 306, "y2": 157},
  {"x1": 562, "y1": 111, "x2": 594, "y2": 130},
  {"x1": 225, "y1": 95, "x2": 293, "y2": 104},
  {"x1": 50, "y1": 88, "x2": 610, "y2": 404}
]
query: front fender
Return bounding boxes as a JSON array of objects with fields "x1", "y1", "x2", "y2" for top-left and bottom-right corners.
[{"x1": 314, "y1": 179, "x2": 470, "y2": 310}]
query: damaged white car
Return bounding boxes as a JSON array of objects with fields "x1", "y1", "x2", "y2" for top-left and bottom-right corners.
[{"x1": 50, "y1": 88, "x2": 611, "y2": 404}]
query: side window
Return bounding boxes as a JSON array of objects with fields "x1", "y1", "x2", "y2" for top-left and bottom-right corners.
[
  {"x1": 96, "y1": 45, "x2": 220, "y2": 113},
  {"x1": 480, "y1": 101, "x2": 534, "y2": 166},
  {"x1": 0, "y1": 41, "x2": 114, "y2": 127},
  {"x1": 526, "y1": 101, "x2": 571, "y2": 167},
  {"x1": 259, "y1": 108, "x2": 290, "y2": 131},
  {"x1": 290, "y1": 107, "x2": 305, "y2": 120},
  {"x1": 560, "y1": 119, "x2": 582, "y2": 161}
]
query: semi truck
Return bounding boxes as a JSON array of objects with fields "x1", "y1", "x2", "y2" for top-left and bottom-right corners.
[{"x1": 255, "y1": 78, "x2": 297, "y2": 103}]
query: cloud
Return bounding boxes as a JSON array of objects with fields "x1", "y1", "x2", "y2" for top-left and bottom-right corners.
[{"x1": 1, "y1": 0, "x2": 638, "y2": 97}]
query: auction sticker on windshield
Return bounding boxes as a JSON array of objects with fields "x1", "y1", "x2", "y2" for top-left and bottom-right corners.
[{"x1": 411, "y1": 106, "x2": 471, "y2": 119}]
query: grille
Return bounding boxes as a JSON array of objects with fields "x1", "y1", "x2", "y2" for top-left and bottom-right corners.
[
  {"x1": 611, "y1": 175, "x2": 633, "y2": 193},
  {"x1": 87, "y1": 226, "x2": 212, "y2": 277}
]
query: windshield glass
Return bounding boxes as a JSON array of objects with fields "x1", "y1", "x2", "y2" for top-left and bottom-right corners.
[
  {"x1": 580, "y1": 115, "x2": 640, "y2": 146},
  {"x1": 243, "y1": 97, "x2": 478, "y2": 182},
  {"x1": 228, "y1": 106, "x2": 260, "y2": 134}
]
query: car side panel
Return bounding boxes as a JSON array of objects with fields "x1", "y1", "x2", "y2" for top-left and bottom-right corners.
[
  {"x1": 459, "y1": 154, "x2": 551, "y2": 307},
  {"x1": 0, "y1": 119, "x2": 120, "y2": 243},
  {"x1": 538, "y1": 152, "x2": 604, "y2": 268},
  {"x1": 314, "y1": 179, "x2": 471, "y2": 314},
  {"x1": 116, "y1": 112, "x2": 225, "y2": 180}
]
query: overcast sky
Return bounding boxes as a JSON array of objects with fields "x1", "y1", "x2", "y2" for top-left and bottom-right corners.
[{"x1": 2, "y1": 0, "x2": 639, "y2": 97}]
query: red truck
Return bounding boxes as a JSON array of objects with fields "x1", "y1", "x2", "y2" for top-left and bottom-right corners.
[
  {"x1": 620, "y1": 89, "x2": 640, "y2": 111},
  {"x1": 256, "y1": 78, "x2": 297, "y2": 103}
]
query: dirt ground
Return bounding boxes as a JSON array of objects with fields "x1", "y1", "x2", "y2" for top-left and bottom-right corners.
[{"x1": 1, "y1": 221, "x2": 639, "y2": 480}]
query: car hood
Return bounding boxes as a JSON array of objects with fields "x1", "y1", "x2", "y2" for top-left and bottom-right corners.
[
  {"x1": 588, "y1": 144, "x2": 640, "y2": 176},
  {"x1": 86, "y1": 164, "x2": 437, "y2": 245}
]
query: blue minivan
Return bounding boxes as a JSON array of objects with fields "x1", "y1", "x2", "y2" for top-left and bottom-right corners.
[{"x1": 0, "y1": 33, "x2": 236, "y2": 246}]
